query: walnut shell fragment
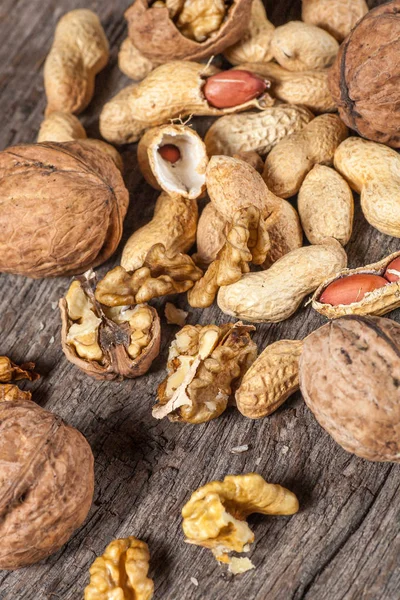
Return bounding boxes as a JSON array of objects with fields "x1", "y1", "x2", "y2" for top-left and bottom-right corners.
[
  {"x1": 0, "y1": 395, "x2": 94, "y2": 569},
  {"x1": 236, "y1": 340, "x2": 303, "y2": 418},
  {"x1": 60, "y1": 274, "x2": 161, "y2": 380},
  {"x1": 137, "y1": 124, "x2": 208, "y2": 199},
  {"x1": 0, "y1": 142, "x2": 128, "y2": 278},
  {"x1": 218, "y1": 239, "x2": 347, "y2": 323},
  {"x1": 205, "y1": 104, "x2": 314, "y2": 157},
  {"x1": 99, "y1": 62, "x2": 273, "y2": 145},
  {"x1": 84, "y1": 536, "x2": 154, "y2": 600},
  {"x1": 44, "y1": 9, "x2": 109, "y2": 115},
  {"x1": 121, "y1": 192, "x2": 198, "y2": 272},
  {"x1": 299, "y1": 315, "x2": 400, "y2": 462},
  {"x1": 125, "y1": 0, "x2": 252, "y2": 62},
  {"x1": 312, "y1": 250, "x2": 400, "y2": 319},
  {"x1": 329, "y1": 2, "x2": 400, "y2": 148},
  {"x1": 182, "y1": 473, "x2": 299, "y2": 565},
  {"x1": 153, "y1": 322, "x2": 257, "y2": 424}
]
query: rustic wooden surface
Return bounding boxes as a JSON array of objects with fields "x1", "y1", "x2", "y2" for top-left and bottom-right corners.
[{"x1": 0, "y1": 0, "x2": 399, "y2": 598}]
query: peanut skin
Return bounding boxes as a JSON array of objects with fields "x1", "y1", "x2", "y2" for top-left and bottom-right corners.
[
  {"x1": 204, "y1": 70, "x2": 268, "y2": 108},
  {"x1": 319, "y1": 274, "x2": 388, "y2": 306}
]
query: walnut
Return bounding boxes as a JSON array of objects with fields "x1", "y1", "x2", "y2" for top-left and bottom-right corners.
[
  {"x1": 84, "y1": 536, "x2": 154, "y2": 600},
  {"x1": 182, "y1": 473, "x2": 299, "y2": 566},
  {"x1": 329, "y1": 3, "x2": 400, "y2": 148},
  {"x1": 176, "y1": 0, "x2": 226, "y2": 42},
  {"x1": 0, "y1": 394, "x2": 94, "y2": 569},
  {"x1": 0, "y1": 383, "x2": 32, "y2": 402},
  {"x1": 0, "y1": 356, "x2": 39, "y2": 382},
  {"x1": 96, "y1": 244, "x2": 203, "y2": 306},
  {"x1": 60, "y1": 272, "x2": 161, "y2": 380},
  {"x1": 153, "y1": 322, "x2": 257, "y2": 423},
  {"x1": 0, "y1": 142, "x2": 128, "y2": 278}
]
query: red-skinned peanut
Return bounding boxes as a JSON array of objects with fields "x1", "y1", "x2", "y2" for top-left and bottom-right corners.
[
  {"x1": 384, "y1": 257, "x2": 400, "y2": 282},
  {"x1": 319, "y1": 274, "x2": 388, "y2": 306},
  {"x1": 158, "y1": 144, "x2": 181, "y2": 163},
  {"x1": 203, "y1": 70, "x2": 268, "y2": 109}
]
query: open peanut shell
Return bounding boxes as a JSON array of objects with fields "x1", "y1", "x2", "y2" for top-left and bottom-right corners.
[
  {"x1": 312, "y1": 250, "x2": 400, "y2": 319},
  {"x1": 60, "y1": 273, "x2": 161, "y2": 380},
  {"x1": 125, "y1": 0, "x2": 252, "y2": 63},
  {"x1": 137, "y1": 124, "x2": 208, "y2": 199}
]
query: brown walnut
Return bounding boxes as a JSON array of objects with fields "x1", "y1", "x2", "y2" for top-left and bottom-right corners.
[
  {"x1": 299, "y1": 315, "x2": 400, "y2": 462},
  {"x1": 0, "y1": 142, "x2": 129, "y2": 278},
  {"x1": 329, "y1": 1, "x2": 400, "y2": 148},
  {"x1": 0, "y1": 395, "x2": 94, "y2": 569}
]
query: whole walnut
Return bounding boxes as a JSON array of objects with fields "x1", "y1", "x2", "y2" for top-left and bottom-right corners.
[
  {"x1": 299, "y1": 315, "x2": 400, "y2": 462},
  {"x1": 329, "y1": 1, "x2": 400, "y2": 148},
  {"x1": 0, "y1": 142, "x2": 129, "y2": 278},
  {"x1": 0, "y1": 395, "x2": 94, "y2": 569}
]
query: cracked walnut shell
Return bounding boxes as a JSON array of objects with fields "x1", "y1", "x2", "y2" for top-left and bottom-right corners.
[
  {"x1": 125, "y1": 0, "x2": 252, "y2": 63},
  {"x1": 182, "y1": 473, "x2": 299, "y2": 563},
  {"x1": 153, "y1": 322, "x2": 257, "y2": 423},
  {"x1": 0, "y1": 142, "x2": 129, "y2": 278},
  {"x1": 60, "y1": 274, "x2": 161, "y2": 380},
  {"x1": 0, "y1": 394, "x2": 94, "y2": 569},
  {"x1": 85, "y1": 536, "x2": 154, "y2": 600}
]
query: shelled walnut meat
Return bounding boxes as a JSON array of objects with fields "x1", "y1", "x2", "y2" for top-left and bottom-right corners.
[
  {"x1": 125, "y1": 0, "x2": 252, "y2": 62},
  {"x1": 0, "y1": 394, "x2": 94, "y2": 569},
  {"x1": 300, "y1": 316, "x2": 400, "y2": 462},
  {"x1": 0, "y1": 142, "x2": 128, "y2": 278},
  {"x1": 153, "y1": 322, "x2": 257, "y2": 423},
  {"x1": 60, "y1": 273, "x2": 161, "y2": 380}
]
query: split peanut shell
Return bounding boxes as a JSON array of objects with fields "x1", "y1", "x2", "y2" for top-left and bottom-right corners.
[{"x1": 312, "y1": 250, "x2": 400, "y2": 319}]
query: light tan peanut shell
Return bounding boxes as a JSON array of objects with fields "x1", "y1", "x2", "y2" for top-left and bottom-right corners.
[
  {"x1": 302, "y1": 0, "x2": 369, "y2": 42},
  {"x1": 137, "y1": 124, "x2": 208, "y2": 199},
  {"x1": 298, "y1": 165, "x2": 354, "y2": 246},
  {"x1": 44, "y1": 10, "x2": 109, "y2": 115},
  {"x1": 236, "y1": 340, "x2": 303, "y2": 418},
  {"x1": 194, "y1": 203, "x2": 229, "y2": 267},
  {"x1": 334, "y1": 137, "x2": 400, "y2": 238},
  {"x1": 205, "y1": 105, "x2": 313, "y2": 158},
  {"x1": 270, "y1": 21, "x2": 339, "y2": 72},
  {"x1": 237, "y1": 62, "x2": 335, "y2": 113},
  {"x1": 263, "y1": 114, "x2": 349, "y2": 199},
  {"x1": 118, "y1": 37, "x2": 154, "y2": 81},
  {"x1": 223, "y1": 0, "x2": 275, "y2": 65},
  {"x1": 99, "y1": 62, "x2": 273, "y2": 145},
  {"x1": 125, "y1": 0, "x2": 252, "y2": 63},
  {"x1": 37, "y1": 112, "x2": 123, "y2": 172},
  {"x1": 121, "y1": 192, "x2": 198, "y2": 272},
  {"x1": 263, "y1": 199, "x2": 303, "y2": 267},
  {"x1": 218, "y1": 239, "x2": 347, "y2": 323},
  {"x1": 233, "y1": 150, "x2": 264, "y2": 174},
  {"x1": 312, "y1": 250, "x2": 400, "y2": 319}
]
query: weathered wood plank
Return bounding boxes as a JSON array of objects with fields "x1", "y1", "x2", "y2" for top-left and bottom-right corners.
[{"x1": 0, "y1": 1, "x2": 399, "y2": 599}]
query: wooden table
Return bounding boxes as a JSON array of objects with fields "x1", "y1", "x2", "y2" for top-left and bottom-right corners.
[{"x1": 0, "y1": 1, "x2": 398, "y2": 598}]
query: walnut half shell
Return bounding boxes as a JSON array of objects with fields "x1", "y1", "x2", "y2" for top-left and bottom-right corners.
[{"x1": 60, "y1": 272, "x2": 161, "y2": 380}]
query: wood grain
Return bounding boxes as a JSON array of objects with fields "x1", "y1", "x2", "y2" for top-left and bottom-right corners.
[{"x1": 0, "y1": 1, "x2": 399, "y2": 599}]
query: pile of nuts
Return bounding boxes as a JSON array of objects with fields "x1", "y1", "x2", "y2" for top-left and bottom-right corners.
[{"x1": 2, "y1": 0, "x2": 400, "y2": 596}]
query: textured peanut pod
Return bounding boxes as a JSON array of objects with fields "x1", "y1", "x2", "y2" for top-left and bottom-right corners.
[
  {"x1": 263, "y1": 114, "x2": 348, "y2": 198},
  {"x1": 0, "y1": 142, "x2": 128, "y2": 278},
  {"x1": 118, "y1": 37, "x2": 155, "y2": 81},
  {"x1": 238, "y1": 62, "x2": 335, "y2": 113},
  {"x1": 125, "y1": 0, "x2": 252, "y2": 62},
  {"x1": 271, "y1": 21, "x2": 339, "y2": 72},
  {"x1": 218, "y1": 239, "x2": 347, "y2": 323},
  {"x1": 194, "y1": 203, "x2": 229, "y2": 267},
  {"x1": 334, "y1": 137, "x2": 400, "y2": 238},
  {"x1": 302, "y1": 0, "x2": 368, "y2": 41},
  {"x1": 44, "y1": 10, "x2": 109, "y2": 115},
  {"x1": 236, "y1": 340, "x2": 303, "y2": 418},
  {"x1": 99, "y1": 62, "x2": 273, "y2": 145},
  {"x1": 298, "y1": 165, "x2": 354, "y2": 246},
  {"x1": 223, "y1": 0, "x2": 275, "y2": 65},
  {"x1": 205, "y1": 104, "x2": 314, "y2": 157},
  {"x1": 37, "y1": 112, "x2": 123, "y2": 172},
  {"x1": 233, "y1": 151, "x2": 264, "y2": 174},
  {"x1": 60, "y1": 276, "x2": 161, "y2": 380},
  {"x1": 329, "y1": 2, "x2": 400, "y2": 148},
  {"x1": 299, "y1": 315, "x2": 400, "y2": 462},
  {"x1": 312, "y1": 250, "x2": 400, "y2": 319},
  {"x1": 137, "y1": 124, "x2": 208, "y2": 199},
  {"x1": 0, "y1": 395, "x2": 94, "y2": 569},
  {"x1": 263, "y1": 199, "x2": 303, "y2": 267},
  {"x1": 121, "y1": 192, "x2": 198, "y2": 272}
]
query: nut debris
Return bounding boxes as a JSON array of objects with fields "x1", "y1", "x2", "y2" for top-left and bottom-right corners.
[
  {"x1": 165, "y1": 302, "x2": 188, "y2": 326},
  {"x1": 230, "y1": 445, "x2": 249, "y2": 454}
]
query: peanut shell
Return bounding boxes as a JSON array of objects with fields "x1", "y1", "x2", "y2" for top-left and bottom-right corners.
[
  {"x1": 312, "y1": 250, "x2": 400, "y2": 319},
  {"x1": 302, "y1": 0, "x2": 368, "y2": 42}
]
